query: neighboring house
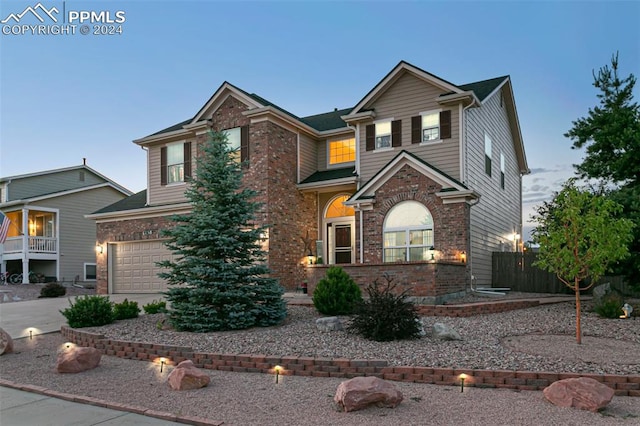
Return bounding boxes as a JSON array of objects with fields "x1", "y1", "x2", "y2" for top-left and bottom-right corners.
[
  {"x1": 90, "y1": 61, "x2": 528, "y2": 302},
  {"x1": 0, "y1": 164, "x2": 133, "y2": 285}
]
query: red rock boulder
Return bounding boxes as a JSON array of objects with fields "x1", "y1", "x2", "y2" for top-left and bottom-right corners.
[
  {"x1": 334, "y1": 376, "x2": 403, "y2": 412},
  {"x1": 167, "y1": 360, "x2": 211, "y2": 390},
  {"x1": 543, "y1": 377, "x2": 614, "y2": 412},
  {"x1": 56, "y1": 346, "x2": 101, "y2": 373},
  {"x1": 0, "y1": 327, "x2": 13, "y2": 355}
]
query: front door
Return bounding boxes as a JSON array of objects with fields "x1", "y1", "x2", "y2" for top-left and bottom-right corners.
[{"x1": 327, "y1": 221, "x2": 354, "y2": 264}]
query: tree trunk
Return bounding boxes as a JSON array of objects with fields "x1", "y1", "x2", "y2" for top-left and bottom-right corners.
[{"x1": 575, "y1": 279, "x2": 582, "y2": 344}]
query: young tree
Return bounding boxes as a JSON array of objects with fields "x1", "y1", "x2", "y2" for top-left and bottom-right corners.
[
  {"x1": 532, "y1": 179, "x2": 633, "y2": 344},
  {"x1": 157, "y1": 130, "x2": 287, "y2": 332},
  {"x1": 566, "y1": 52, "x2": 640, "y2": 286}
]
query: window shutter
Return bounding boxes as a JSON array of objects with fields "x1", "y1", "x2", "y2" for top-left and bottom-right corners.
[
  {"x1": 391, "y1": 120, "x2": 402, "y2": 147},
  {"x1": 411, "y1": 116, "x2": 421, "y2": 144},
  {"x1": 241, "y1": 125, "x2": 249, "y2": 163},
  {"x1": 160, "y1": 147, "x2": 167, "y2": 186},
  {"x1": 440, "y1": 110, "x2": 451, "y2": 139},
  {"x1": 365, "y1": 124, "x2": 375, "y2": 151},
  {"x1": 183, "y1": 142, "x2": 192, "y2": 180}
]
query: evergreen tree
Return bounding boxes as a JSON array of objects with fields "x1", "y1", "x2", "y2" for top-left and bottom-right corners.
[
  {"x1": 157, "y1": 130, "x2": 287, "y2": 332},
  {"x1": 566, "y1": 52, "x2": 640, "y2": 287}
]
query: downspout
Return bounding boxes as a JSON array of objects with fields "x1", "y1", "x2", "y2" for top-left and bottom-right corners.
[
  {"x1": 347, "y1": 122, "x2": 362, "y2": 264},
  {"x1": 467, "y1": 196, "x2": 481, "y2": 293}
]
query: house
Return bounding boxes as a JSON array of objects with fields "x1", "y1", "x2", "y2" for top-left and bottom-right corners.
[
  {"x1": 0, "y1": 164, "x2": 133, "y2": 285},
  {"x1": 90, "y1": 61, "x2": 528, "y2": 302}
]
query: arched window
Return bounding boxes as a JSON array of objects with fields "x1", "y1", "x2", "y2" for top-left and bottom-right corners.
[
  {"x1": 325, "y1": 195, "x2": 354, "y2": 218},
  {"x1": 383, "y1": 201, "x2": 434, "y2": 262}
]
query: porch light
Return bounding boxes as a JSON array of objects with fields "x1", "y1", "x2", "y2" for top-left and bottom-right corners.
[
  {"x1": 96, "y1": 244, "x2": 103, "y2": 254},
  {"x1": 429, "y1": 246, "x2": 436, "y2": 260},
  {"x1": 307, "y1": 249, "x2": 313, "y2": 265},
  {"x1": 460, "y1": 251, "x2": 466, "y2": 264}
]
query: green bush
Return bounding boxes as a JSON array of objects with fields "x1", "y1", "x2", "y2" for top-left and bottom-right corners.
[
  {"x1": 60, "y1": 295, "x2": 115, "y2": 328},
  {"x1": 348, "y1": 275, "x2": 422, "y2": 342},
  {"x1": 593, "y1": 293, "x2": 624, "y2": 318},
  {"x1": 312, "y1": 266, "x2": 362, "y2": 315},
  {"x1": 113, "y1": 299, "x2": 141, "y2": 320},
  {"x1": 38, "y1": 282, "x2": 66, "y2": 298},
  {"x1": 143, "y1": 299, "x2": 167, "y2": 314}
]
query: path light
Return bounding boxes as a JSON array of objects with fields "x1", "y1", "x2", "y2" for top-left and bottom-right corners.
[
  {"x1": 23, "y1": 327, "x2": 41, "y2": 340},
  {"x1": 273, "y1": 365, "x2": 283, "y2": 384},
  {"x1": 160, "y1": 357, "x2": 167, "y2": 373},
  {"x1": 459, "y1": 373, "x2": 467, "y2": 393},
  {"x1": 620, "y1": 303, "x2": 633, "y2": 319}
]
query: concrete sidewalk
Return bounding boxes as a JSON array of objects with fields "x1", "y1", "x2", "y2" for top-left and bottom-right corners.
[
  {"x1": 0, "y1": 386, "x2": 183, "y2": 426},
  {"x1": 0, "y1": 293, "x2": 164, "y2": 339}
]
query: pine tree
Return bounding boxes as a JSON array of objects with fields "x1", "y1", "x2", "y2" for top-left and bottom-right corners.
[{"x1": 157, "y1": 130, "x2": 287, "y2": 332}]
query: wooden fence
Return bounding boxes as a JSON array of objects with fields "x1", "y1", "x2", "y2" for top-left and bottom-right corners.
[{"x1": 492, "y1": 252, "x2": 639, "y2": 296}]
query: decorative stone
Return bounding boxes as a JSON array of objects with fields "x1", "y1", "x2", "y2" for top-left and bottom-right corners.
[
  {"x1": 543, "y1": 377, "x2": 614, "y2": 412},
  {"x1": 56, "y1": 346, "x2": 101, "y2": 373},
  {"x1": 416, "y1": 318, "x2": 426, "y2": 337},
  {"x1": 334, "y1": 376, "x2": 403, "y2": 412},
  {"x1": 432, "y1": 322, "x2": 462, "y2": 340},
  {"x1": 167, "y1": 360, "x2": 210, "y2": 390},
  {"x1": 315, "y1": 317, "x2": 343, "y2": 332},
  {"x1": 0, "y1": 327, "x2": 14, "y2": 355}
]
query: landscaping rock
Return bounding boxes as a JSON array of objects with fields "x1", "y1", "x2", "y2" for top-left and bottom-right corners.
[
  {"x1": 543, "y1": 377, "x2": 614, "y2": 412},
  {"x1": 316, "y1": 316, "x2": 343, "y2": 332},
  {"x1": 167, "y1": 360, "x2": 210, "y2": 390},
  {"x1": 592, "y1": 283, "x2": 611, "y2": 303},
  {"x1": 416, "y1": 319, "x2": 426, "y2": 337},
  {"x1": 0, "y1": 327, "x2": 13, "y2": 355},
  {"x1": 56, "y1": 346, "x2": 101, "y2": 373},
  {"x1": 432, "y1": 322, "x2": 462, "y2": 340},
  {"x1": 334, "y1": 376, "x2": 403, "y2": 412}
]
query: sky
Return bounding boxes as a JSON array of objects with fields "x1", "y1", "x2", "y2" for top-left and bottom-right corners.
[{"x1": 1, "y1": 0, "x2": 639, "y2": 242}]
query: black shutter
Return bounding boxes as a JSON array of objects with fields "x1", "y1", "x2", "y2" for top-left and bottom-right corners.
[
  {"x1": 391, "y1": 120, "x2": 402, "y2": 147},
  {"x1": 240, "y1": 125, "x2": 249, "y2": 163},
  {"x1": 183, "y1": 142, "x2": 192, "y2": 180},
  {"x1": 160, "y1": 147, "x2": 167, "y2": 186},
  {"x1": 366, "y1": 124, "x2": 375, "y2": 151},
  {"x1": 440, "y1": 110, "x2": 451, "y2": 139},
  {"x1": 411, "y1": 116, "x2": 421, "y2": 144}
]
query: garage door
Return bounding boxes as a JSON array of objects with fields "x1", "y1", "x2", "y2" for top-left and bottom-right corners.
[{"x1": 111, "y1": 240, "x2": 176, "y2": 293}]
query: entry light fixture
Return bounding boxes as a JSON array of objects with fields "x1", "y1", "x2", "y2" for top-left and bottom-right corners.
[{"x1": 96, "y1": 244, "x2": 103, "y2": 254}]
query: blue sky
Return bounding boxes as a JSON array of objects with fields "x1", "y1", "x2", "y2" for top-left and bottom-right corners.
[{"x1": 1, "y1": 0, "x2": 639, "y2": 241}]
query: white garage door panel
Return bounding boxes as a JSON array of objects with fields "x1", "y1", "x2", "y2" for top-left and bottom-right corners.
[{"x1": 112, "y1": 241, "x2": 175, "y2": 293}]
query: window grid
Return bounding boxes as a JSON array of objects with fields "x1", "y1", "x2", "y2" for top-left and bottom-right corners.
[
  {"x1": 167, "y1": 143, "x2": 184, "y2": 183},
  {"x1": 422, "y1": 113, "x2": 440, "y2": 142},
  {"x1": 375, "y1": 122, "x2": 391, "y2": 149},
  {"x1": 329, "y1": 138, "x2": 355, "y2": 165}
]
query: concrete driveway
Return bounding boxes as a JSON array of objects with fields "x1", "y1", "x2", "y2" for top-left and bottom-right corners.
[{"x1": 0, "y1": 293, "x2": 164, "y2": 339}]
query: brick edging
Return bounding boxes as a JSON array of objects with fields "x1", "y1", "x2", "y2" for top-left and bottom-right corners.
[
  {"x1": 60, "y1": 326, "x2": 640, "y2": 397},
  {"x1": 0, "y1": 379, "x2": 223, "y2": 426}
]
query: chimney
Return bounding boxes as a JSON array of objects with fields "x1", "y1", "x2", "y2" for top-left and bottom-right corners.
[{"x1": 83, "y1": 157, "x2": 86, "y2": 166}]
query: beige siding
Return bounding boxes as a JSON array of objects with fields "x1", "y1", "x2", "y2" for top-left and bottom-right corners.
[
  {"x1": 147, "y1": 139, "x2": 194, "y2": 206},
  {"x1": 359, "y1": 72, "x2": 461, "y2": 183},
  {"x1": 8, "y1": 169, "x2": 106, "y2": 201},
  {"x1": 299, "y1": 133, "x2": 318, "y2": 181},
  {"x1": 317, "y1": 139, "x2": 328, "y2": 171},
  {"x1": 37, "y1": 186, "x2": 128, "y2": 282},
  {"x1": 466, "y1": 88, "x2": 523, "y2": 287}
]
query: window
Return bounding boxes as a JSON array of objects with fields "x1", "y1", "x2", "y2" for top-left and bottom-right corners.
[
  {"x1": 411, "y1": 110, "x2": 451, "y2": 144},
  {"x1": 383, "y1": 201, "x2": 434, "y2": 262},
  {"x1": 329, "y1": 138, "x2": 355, "y2": 165},
  {"x1": 160, "y1": 142, "x2": 191, "y2": 185},
  {"x1": 325, "y1": 195, "x2": 355, "y2": 218},
  {"x1": 366, "y1": 120, "x2": 401, "y2": 151},
  {"x1": 84, "y1": 263, "x2": 97, "y2": 281},
  {"x1": 484, "y1": 133, "x2": 492, "y2": 177},
  {"x1": 500, "y1": 152, "x2": 505, "y2": 189},
  {"x1": 223, "y1": 126, "x2": 249, "y2": 164}
]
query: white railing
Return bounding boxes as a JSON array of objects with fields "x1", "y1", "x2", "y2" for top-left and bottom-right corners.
[
  {"x1": 29, "y1": 237, "x2": 57, "y2": 253},
  {"x1": 3, "y1": 237, "x2": 23, "y2": 253}
]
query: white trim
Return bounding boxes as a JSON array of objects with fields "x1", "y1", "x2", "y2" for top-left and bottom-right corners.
[
  {"x1": 83, "y1": 262, "x2": 97, "y2": 281},
  {"x1": 459, "y1": 103, "x2": 465, "y2": 184},
  {"x1": 296, "y1": 177, "x2": 357, "y2": 192},
  {"x1": 437, "y1": 91, "x2": 480, "y2": 107},
  {"x1": 85, "y1": 202, "x2": 192, "y2": 221},
  {"x1": 134, "y1": 127, "x2": 192, "y2": 145},
  {"x1": 326, "y1": 136, "x2": 356, "y2": 169},
  {"x1": 341, "y1": 110, "x2": 376, "y2": 124},
  {"x1": 192, "y1": 83, "x2": 264, "y2": 123},
  {"x1": 0, "y1": 183, "x2": 130, "y2": 208},
  {"x1": 243, "y1": 106, "x2": 318, "y2": 136}
]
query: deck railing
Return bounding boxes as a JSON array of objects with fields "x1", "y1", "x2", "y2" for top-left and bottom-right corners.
[{"x1": 2, "y1": 236, "x2": 57, "y2": 254}]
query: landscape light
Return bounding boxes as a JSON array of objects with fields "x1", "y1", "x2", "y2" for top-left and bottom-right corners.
[{"x1": 459, "y1": 373, "x2": 467, "y2": 393}]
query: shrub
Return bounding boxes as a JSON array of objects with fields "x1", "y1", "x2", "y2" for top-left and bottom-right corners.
[
  {"x1": 593, "y1": 292, "x2": 624, "y2": 318},
  {"x1": 348, "y1": 275, "x2": 422, "y2": 342},
  {"x1": 312, "y1": 266, "x2": 362, "y2": 315},
  {"x1": 60, "y1": 295, "x2": 115, "y2": 328},
  {"x1": 113, "y1": 299, "x2": 141, "y2": 320},
  {"x1": 39, "y1": 282, "x2": 66, "y2": 298},
  {"x1": 143, "y1": 299, "x2": 167, "y2": 314}
]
